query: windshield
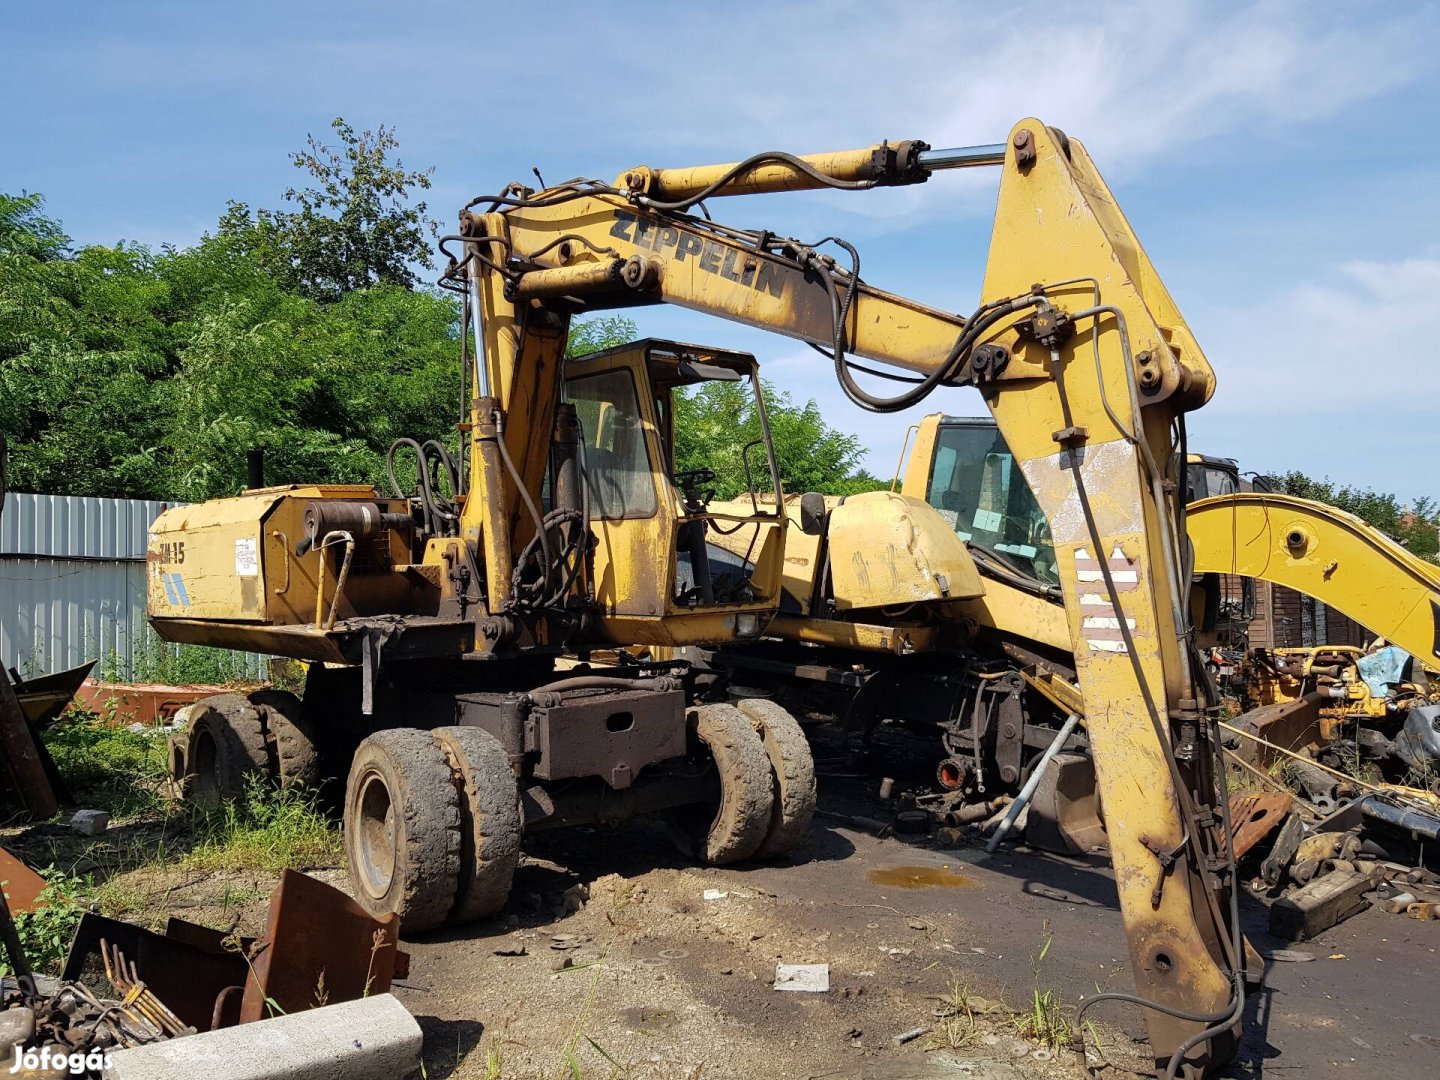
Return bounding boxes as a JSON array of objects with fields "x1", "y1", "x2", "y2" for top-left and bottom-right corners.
[
  {"x1": 924, "y1": 420, "x2": 1058, "y2": 586},
  {"x1": 1185, "y1": 462, "x2": 1238, "y2": 503},
  {"x1": 566, "y1": 369, "x2": 658, "y2": 519}
]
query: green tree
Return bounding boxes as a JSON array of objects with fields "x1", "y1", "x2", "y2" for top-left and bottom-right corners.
[
  {"x1": 1275, "y1": 470, "x2": 1439, "y2": 562},
  {"x1": 565, "y1": 315, "x2": 637, "y2": 358},
  {"x1": 0, "y1": 189, "x2": 464, "y2": 501},
  {"x1": 673, "y1": 381, "x2": 882, "y2": 498},
  {"x1": 218, "y1": 118, "x2": 437, "y2": 303}
]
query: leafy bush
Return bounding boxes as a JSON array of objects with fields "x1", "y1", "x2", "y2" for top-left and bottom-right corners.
[{"x1": 0, "y1": 869, "x2": 87, "y2": 976}]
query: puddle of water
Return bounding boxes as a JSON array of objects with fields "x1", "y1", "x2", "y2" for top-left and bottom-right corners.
[{"x1": 867, "y1": 865, "x2": 976, "y2": 890}]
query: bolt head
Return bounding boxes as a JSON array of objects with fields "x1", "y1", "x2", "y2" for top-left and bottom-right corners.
[{"x1": 1013, "y1": 129, "x2": 1032, "y2": 148}]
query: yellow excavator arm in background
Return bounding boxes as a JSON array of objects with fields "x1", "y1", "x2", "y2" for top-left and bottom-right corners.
[
  {"x1": 458, "y1": 120, "x2": 1239, "y2": 1074},
  {"x1": 1189, "y1": 492, "x2": 1440, "y2": 668}
]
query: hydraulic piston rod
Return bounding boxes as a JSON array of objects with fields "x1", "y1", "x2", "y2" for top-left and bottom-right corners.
[{"x1": 916, "y1": 143, "x2": 1007, "y2": 169}]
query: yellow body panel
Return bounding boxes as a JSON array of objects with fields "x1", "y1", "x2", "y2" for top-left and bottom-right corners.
[
  {"x1": 710, "y1": 491, "x2": 982, "y2": 614},
  {"x1": 148, "y1": 485, "x2": 438, "y2": 651},
  {"x1": 826, "y1": 491, "x2": 983, "y2": 610}
]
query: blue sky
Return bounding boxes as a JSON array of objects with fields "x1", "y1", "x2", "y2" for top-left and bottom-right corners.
[{"x1": 4, "y1": 1, "x2": 1438, "y2": 501}]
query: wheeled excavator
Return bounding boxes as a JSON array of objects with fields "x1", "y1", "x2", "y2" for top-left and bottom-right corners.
[{"x1": 150, "y1": 120, "x2": 1245, "y2": 1075}]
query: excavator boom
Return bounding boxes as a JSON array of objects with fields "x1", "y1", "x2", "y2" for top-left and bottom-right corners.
[{"x1": 1189, "y1": 492, "x2": 1440, "y2": 667}]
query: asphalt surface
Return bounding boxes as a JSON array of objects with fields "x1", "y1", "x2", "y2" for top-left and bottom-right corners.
[{"x1": 805, "y1": 726, "x2": 1440, "y2": 1079}]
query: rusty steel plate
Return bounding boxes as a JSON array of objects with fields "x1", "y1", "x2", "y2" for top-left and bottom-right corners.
[
  {"x1": 1225, "y1": 792, "x2": 1294, "y2": 860},
  {"x1": 239, "y1": 869, "x2": 408, "y2": 1023}
]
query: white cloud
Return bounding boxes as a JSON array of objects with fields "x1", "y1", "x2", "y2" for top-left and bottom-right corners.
[
  {"x1": 1187, "y1": 253, "x2": 1440, "y2": 501},
  {"x1": 595, "y1": 0, "x2": 1429, "y2": 226},
  {"x1": 1201, "y1": 255, "x2": 1440, "y2": 411}
]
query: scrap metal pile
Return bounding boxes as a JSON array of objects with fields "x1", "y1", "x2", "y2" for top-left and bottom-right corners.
[
  {"x1": 0, "y1": 869, "x2": 413, "y2": 1078},
  {"x1": 1214, "y1": 663, "x2": 1440, "y2": 942}
]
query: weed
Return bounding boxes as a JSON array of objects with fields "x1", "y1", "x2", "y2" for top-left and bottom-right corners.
[
  {"x1": 1325, "y1": 742, "x2": 1383, "y2": 788},
  {"x1": 363, "y1": 927, "x2": 392, "y2": 997},
  {"x1": 223, "y1": 928, "x2": 285, "y2": 1018},
  {"x1": 484, "y1": 1046, "x2": 502, "y2": 1080},
  {"x1": 555, "y1": 948, "x2": 608, "y2": 1079},
  {"x1": 1010, "y1": 926, "x2": 1074, "y2": 1050},
  {"x1": 42, "y1": 706, "x2": 169, "y2": 816},
  {"x1": 1012, "y1": 985, "x2": 1072, "y2": 1048},
  {"x1": 1, "y1": 868, "x2": 87, "y2": 976},
  {"x1": 935, "y1": 975, "x2": 985, "y2": 1049},
  {"x1": 107, "y1": 639, "x2": 264, "y2": 686},
  {"x1": 182, "y1": 774, "x2": 341, "y2": 873}
]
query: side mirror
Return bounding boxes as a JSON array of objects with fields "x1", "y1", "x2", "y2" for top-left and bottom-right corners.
[{"x1": 799, "y1": 492, "x2": 827, "y2": 537}]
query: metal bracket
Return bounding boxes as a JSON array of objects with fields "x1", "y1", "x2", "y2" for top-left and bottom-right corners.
[{"x1": 1141, "y1": 835, "x2": 1188, "y2": 909}]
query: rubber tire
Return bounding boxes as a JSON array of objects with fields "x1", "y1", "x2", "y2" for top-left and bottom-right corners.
[
  {"x1": 432, "y1": 727, "x2": 521, "y2": 923},
  {"x1": 247, "y1": 689, "x2": 321, "y2": 788},
  {"x1": 737, "y1": 698, "x2": 817, "y2": 858},
  {"x1": 668, "y1": 703, "x2": 774, "y2": 865},
  {"x1": 344, "y1": 728, "x2": 463, "y2": 935},
  {"x1": 185, "y1": 693, "x2": 268, "y2": 810}
]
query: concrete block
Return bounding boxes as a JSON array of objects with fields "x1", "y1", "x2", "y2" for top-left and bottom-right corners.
[
  {"x1": 70, "y1": 809, "x2": 110, "y2": 836},
  {"x1": 103, "y1": 993, "x2": 421, "y2": 1080}
]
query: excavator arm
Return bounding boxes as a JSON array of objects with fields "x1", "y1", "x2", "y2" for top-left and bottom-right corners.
[
  {"x1": 1190, "y1": 492, "x2": 1440, "y2": 668},
  {"x1": 455, "y1": 119, "x2": 1240, "y2": 1074}
]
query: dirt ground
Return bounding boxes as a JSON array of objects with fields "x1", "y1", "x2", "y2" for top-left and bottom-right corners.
[
  {"x1": 10, "y1": 722, "x2": 1439, "y2": 1079},
  {"x1": 392, "y1": 721, "x2": 1440, "y2": 1080}
]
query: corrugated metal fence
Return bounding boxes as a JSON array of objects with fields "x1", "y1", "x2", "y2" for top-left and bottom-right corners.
[{"x1": 0, "y1": 492, "x2": 268, "y2": 681}]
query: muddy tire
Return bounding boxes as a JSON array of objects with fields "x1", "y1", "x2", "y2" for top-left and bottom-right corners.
[
  {"x1": 667, "y1": 703, "x2": 774, "y2": 865},
  {"x1": 345, "y1": 728, "x2": 462, "y2": 935},
  {"x1": 185, "y1": 693, "x2": 268, "y2": 810},
  {"x1": 247, "y1": 688, "x2": 321, "y2": 788},
  {"x1": 433, "y1": 726, "x2": 521, "y2": 923},
  {"x1": 737, "y1": 699, "x2": 816, "y2": 858}
]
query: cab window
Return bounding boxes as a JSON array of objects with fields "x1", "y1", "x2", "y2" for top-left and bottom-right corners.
[
  {"x1": 566, "y1": 369, "x2": 658, "y2": 519},
  {"x1": 925, "y1": 423, "x2": 1058, "y2": 585}
]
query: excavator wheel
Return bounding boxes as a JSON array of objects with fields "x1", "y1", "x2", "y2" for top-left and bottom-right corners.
[
  {"x1": 666, "y1": 703, "x2": 774, "y2": 865},
  {"x1": 184, "y1": 693, "x2": 269, "y2": 810},
  {"x1": 433, "y1": 726, "x2": 521, "y2": 923},
  {"x1": 344, "y1": 728, "x2": 462, "y2": 935},
  {"x1": 247, "y1": 688, "x2": 321, "y2": 788},
  {"x1": 736, "y1": 698, "x2": 817, "y2": 858}
]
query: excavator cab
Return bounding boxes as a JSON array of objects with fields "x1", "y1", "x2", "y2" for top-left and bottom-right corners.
[
  {"x1": 1184, "y1": 453, "x2": 1242, "y2": 503},
  {"x1": 562, "y1": 339, "x2": 787, "y2": 646},
  {"x1": 910, "y1": 415, "x2": 1060, "y2": 587}
]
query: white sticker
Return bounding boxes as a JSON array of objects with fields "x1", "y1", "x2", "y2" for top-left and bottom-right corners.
[
  {"x1": 973, "y1": 508, "x2": 1002, "y2": 532},
  {"x1": 235, "y1": 537, "x2": 259, "y2": 577}
]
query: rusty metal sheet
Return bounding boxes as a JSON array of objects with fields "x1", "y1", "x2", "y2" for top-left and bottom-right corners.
[
  {"x1": 72, "y1": 679, "x2": 237, "y2": 727},
  {"x1": 62, "y1": 912, "x2": 248, "y2": 1032},
  {"x1": 0, "y1": 846, "x2": 48, "y2": 913},
  {"x1": 239, "y1": 869, "x2": 408, "y2": 1023},
  {"x1": 12, "y1": 660, "x2": 94, "y2": 726},
  {"x1": 1225, "y1": 792, "x2": 1294, "y2": 860}
]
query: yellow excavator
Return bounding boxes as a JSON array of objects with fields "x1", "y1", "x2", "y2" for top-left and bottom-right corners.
[
  {"x1": 709, "y1": 412, "x2": 1440, "y2": 810},
  {"x1": 150, "y1": 120, "x2": 1245, "y2": 1074}
]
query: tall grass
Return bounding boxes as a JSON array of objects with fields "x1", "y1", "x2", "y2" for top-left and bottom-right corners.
[
  {"x1": 42, "y1": 706, "x2": 169, "y2": 816},
  {"x1": 182, "y1": 773, "x2": 341, "y2": 872}
]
